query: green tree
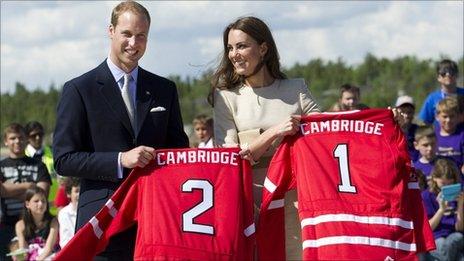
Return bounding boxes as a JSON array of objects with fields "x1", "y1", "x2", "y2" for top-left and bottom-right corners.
[{"x1": 1, "y1": 55, "x2": 462, "y2": 146}]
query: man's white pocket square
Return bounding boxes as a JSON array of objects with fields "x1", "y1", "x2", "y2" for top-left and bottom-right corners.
[{"x1": 150, "y1": 106, "x2": 166, "y2": 112}]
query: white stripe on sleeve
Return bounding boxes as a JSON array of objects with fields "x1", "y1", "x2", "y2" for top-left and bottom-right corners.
[
  {"x1": 408, "y1": 182, "x2": 420, "y2": 189},
  {"x1": 300, "y1": 214, "x2": 413, "y2": 229},
  {"x1": 105, "y1": 199, "x2": 118, "y2": 218},
  {"x1": 89, "y1": 217, "x2": 103, "y2": 239},
  {"x1": 268, "y1": 199, "x2": 285, "y2": 210},
  {"x1": 244, "y1": 223, "x2": 255, "y2": 237},
  {"x1": 302, "y1": 236, "x2": 416, "y2": 252},
  {"x1": 263, "y1": 177, "x2": 277, "y2": 193}
]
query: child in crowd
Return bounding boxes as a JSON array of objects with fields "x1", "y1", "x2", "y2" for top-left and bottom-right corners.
[
  {"x1": 413, "y1": 126, "x2": 438, "y2": 187},
  {"x1": 435, "y1": 97, "x2": 464, "y2": 174},
  {"x1": 395, "y1": 95, "x2": 420, "y2": 161},
  {"x1": 57, "y1": 177, "x2": 80, "y2": 248},
  {"x1": 420, "y1": 158, "x2": 464, "y2": 261},
  {"x1": 329, "y1": 84, "x2": 369, "y2": 111},
  {"x1": 0, "y1": 123, "x2": 52, "y2": 259},
  {"x1": 24, "y1": 121, "x2": 54, "y2": 177},
  {"x1": 192, "y1": 115, "x2": 214, "y2": 148},
  {"x1": 15, "y1": 186, "x2": 59, "y2": 260}
]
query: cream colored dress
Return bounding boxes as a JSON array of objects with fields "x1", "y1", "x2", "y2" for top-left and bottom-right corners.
[{"x1": 214, "y1": 78, "x2": 320, "y2": 260}]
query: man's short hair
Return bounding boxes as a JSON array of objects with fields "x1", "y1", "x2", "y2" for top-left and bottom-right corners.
[
  {"x1": 111, "y1": 1, "x2": 151, "y2": 27},
  {"x1": 414, "y1": 125, "x2": 435, "y2": 142},
  {"x1": 24, "y1": 121, "x2": 44, "y2": 135},
  {"x1": 436, "y1": 59, "x2": 458, "y2": 76},
  {"x1": 3, "y1": 123, "x2": 26, "y2": 140},
  {"x1": 339, "y1": 83, "x2": 360, "y2": 98}
]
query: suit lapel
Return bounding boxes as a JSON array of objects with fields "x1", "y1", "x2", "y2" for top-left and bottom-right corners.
[
  {"x1": 136, "y1": 68, "x2": 154, "y2": 136},
  {"x1": 96, "y1": 62, "x2": 135, "y2": 137}
]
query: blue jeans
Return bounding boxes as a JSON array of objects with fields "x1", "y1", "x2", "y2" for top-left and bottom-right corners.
[{"x1": 419, "y1": 232, "x2": 464, "y2": 261}]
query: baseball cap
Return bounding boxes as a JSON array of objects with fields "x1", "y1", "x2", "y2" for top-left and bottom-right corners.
[{"x1": 395, "y1": 95, "x2": 414, "y2": 107}]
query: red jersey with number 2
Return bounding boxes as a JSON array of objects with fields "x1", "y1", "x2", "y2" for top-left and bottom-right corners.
[{"x1": 55, "y1": 148, "x2": 255, "y2": 261}]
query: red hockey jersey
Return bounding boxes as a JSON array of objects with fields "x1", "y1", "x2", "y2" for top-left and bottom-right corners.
[
  {"x1": 55, "y1": 148, "x2": 255, "y2": 261},
  {"x1": 257, "y1": 109, "x2": 435, "y2": 260}
]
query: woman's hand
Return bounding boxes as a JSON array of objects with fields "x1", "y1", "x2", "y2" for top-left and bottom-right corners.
[
  {"x1": 272, "y1": 115, "x2": 302, "y2": 137},
  {"x1": 239, "y1": 143, "x2": 255, "y2": 164},
  {"x1": 238, "y1": 115, "x2": 303, "y2": 163}
]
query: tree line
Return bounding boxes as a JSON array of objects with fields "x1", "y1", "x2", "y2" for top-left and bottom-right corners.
[{"x1": 1, "y1": 54, "x2": 463, "y2": 144}]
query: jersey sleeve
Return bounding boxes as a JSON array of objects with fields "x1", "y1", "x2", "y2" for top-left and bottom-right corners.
[
  {"x1": 257, "y1": 140, "x2": 295, "y2": 261},
  {"x1": 408, "y1": 174, "x2": 436, "y2": 253},
  {"x1": 240, "y1": 159, "x2": 256, "y2": 260},
  {"x1": 54, "y1": 169, "x2": 141, "y2": 261},
  {"x1": 392, "y1": 114, "x2": 436, "y2": 252},
  {"x1": 388, "y1": 112, "x2": 436, "y2": 253}
]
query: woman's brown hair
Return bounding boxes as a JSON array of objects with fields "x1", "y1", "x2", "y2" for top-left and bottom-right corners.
[{"x1": 208, "y1": 16, "x2": 286, "y2": 106}]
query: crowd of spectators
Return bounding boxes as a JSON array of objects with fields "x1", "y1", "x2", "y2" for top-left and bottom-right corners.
[{"x1": 1, "y1": 58, "x2": 462, "y2": 261}]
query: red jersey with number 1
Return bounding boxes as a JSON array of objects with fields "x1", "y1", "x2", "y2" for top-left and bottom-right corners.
[
  {"x1": 55, "y1": 148, "x2": 255, "y2": 261},
  {"x1": 257, "y1": 109, "x2": 435, "y2": 260}
]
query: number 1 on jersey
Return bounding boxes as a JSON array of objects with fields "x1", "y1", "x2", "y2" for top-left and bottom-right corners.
[{"x1": 334, "y1": 144, "x2": 357, "y2": 193}]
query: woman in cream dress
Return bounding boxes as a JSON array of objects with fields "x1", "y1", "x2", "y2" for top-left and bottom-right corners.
[{"x1": 209, "y1": 16, "x2": 320, "y2": 259}]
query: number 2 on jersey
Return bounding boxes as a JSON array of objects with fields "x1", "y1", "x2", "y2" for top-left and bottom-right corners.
[
  {"x1": 181, "y1": 179, "x2": 215, "y2": 235},
  {"x1": 334, "y1": 144, "x2": 357, "y2": 193}
]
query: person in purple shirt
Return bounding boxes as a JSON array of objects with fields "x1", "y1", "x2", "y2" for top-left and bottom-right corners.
[
  {"x1": 421, "y1": 158, "x2": 464, "y2": 261},
  {"x1": 418, "y1": 59, "x2": 464, "y2": 125},
  {"x1": 413, "y1": 126, "x2": 437, "y2": 188},
  {"x1": 435, "y1": 97, "x2": 464, "y2": 175}
]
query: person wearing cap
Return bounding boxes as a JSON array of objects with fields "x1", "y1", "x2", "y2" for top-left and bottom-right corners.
[
  {"x1": 418, "y1": 59, "x2": 464, "y2": 125},
  {"x1": 396, "y1": 95, "x2": 420, "y2": 161}
]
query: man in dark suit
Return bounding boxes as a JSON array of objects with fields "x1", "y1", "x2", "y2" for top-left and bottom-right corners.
[{"x1": 53, "y1": 1, "x2": 189, "y2": 259}]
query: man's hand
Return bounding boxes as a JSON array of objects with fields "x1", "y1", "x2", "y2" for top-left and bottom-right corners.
[{"x1": 121, "y1": 146, "x2": 156, "y2": 169}]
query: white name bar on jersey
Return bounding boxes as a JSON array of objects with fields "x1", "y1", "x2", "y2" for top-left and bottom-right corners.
[
  {"x1": 156, "y1": 150, "x2": 239, "y2": 166},
  {"x1": 300, "y1": 120, "x2": 384, "y2": 136}
]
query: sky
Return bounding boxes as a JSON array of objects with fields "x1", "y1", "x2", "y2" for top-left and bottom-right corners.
[{"x1": 1, "y1": 1, "x2": 463, "y2": 94}]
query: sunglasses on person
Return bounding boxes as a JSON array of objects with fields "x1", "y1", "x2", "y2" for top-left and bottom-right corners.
[
  {"x1": 28, "y1": 132, "x2": 44, "y2": 138},
  {"x1": 438, "y1": 70, "x2": 457, "y2": 77}
]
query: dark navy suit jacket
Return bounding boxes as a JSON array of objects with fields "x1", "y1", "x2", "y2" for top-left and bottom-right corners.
[{"x1": 53, "y1": 61, "x2": 189, "y2": 251}]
